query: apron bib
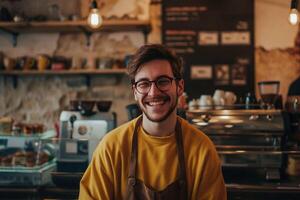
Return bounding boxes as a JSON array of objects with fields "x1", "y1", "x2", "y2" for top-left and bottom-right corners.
[{"x1": 126, "y1": 117, "x2": 188, "y2": 200}]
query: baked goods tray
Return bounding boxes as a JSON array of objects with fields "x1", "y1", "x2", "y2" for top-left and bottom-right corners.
[
  {"x1": 0, "y1": 130, "x2": 56, "y2": 139},
  {"x1": 0, "y1": 159, "x2": 56, "y2": 186}
]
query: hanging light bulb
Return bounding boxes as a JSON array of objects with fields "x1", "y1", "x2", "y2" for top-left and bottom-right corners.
[
  {"x1": 87, "y1": 0, "x2": 103, "y2": 29},
  {"x1": 289, "y1": 8, "x2": 299, "y2": 25},
  {"x1": 289, "y1": 0, "x2": 299, "y2": 25}
]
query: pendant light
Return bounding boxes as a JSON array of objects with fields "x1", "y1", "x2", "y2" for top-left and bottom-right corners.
[
  {"x1": 289, "y1": 0, "x2": 299, "y2": 25},
  {"x1": 87, "y1": 0, "x2": 103, "y2": 29}
]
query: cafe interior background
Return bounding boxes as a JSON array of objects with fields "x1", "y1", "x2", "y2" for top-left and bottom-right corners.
[
  {"x1": 1, "y1": 0, "x2": 300, "y2": 199},
  {"x1": 0, "y1": 0, "x2": 299, "y2": 126},
  {"x1": 0, "y1": 0, "x2": 298, "y2": 127}
]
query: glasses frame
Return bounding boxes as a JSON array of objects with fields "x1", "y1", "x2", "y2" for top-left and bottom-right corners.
[{"x1": 132, "y1": 76, "x2": 180, "y2": 94}]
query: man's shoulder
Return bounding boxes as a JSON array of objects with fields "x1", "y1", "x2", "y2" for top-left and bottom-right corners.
[
  {"x1": 179, "y1": 118, "x2": 220, "y2": 167},
  {"x1": 99, "y1": 117, "x2": 137, "y2": 148},
  {"x1": 179, "y1": 117, "x2": 216, "y2": 150}
]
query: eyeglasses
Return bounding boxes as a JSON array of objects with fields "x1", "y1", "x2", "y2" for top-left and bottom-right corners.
[{"x1": 133, "y1": 76, "x2": 179, "y2": 94}]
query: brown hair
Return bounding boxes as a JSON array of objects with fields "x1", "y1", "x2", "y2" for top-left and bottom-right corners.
[{"x1": 127, "y1": 44, "x2": 183, "y2": 83}]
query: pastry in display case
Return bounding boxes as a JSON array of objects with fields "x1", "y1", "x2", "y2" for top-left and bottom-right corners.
[
  {"x1": 0, "y1": 117, "x2": 13, "y2": 135},
  {"x1": 0, "y1": 121, "x2": 57, "y2": 186}
]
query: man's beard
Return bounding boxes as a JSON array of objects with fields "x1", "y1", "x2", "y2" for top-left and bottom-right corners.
[{"x1": 138, "y1": 92, "x2": 178, "y2": 123}]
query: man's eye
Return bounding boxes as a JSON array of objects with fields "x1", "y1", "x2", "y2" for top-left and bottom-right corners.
[
  {"x1": 157, "y1": 78, "x2": 171, "y2": 86},
  {"x1": 137, "y1": 81, "x2": 150, "y2": 88}
]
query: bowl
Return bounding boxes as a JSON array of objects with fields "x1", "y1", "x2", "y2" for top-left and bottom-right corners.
[
  {"x1": 69, "y1": 100, "x2": 80, "y2": 111},
  {"x1": 78, "y1": 100, "x2": 95, "y2": 115},
  {"x1": 96, "y1": 101, "x2": 112, "y2": 112}
]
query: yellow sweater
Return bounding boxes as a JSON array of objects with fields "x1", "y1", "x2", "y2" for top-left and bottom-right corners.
[{"x1": 79, "y1": 117, "x2": 227, "y2": 200}]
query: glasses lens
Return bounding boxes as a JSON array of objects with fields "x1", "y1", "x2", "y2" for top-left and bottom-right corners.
[
  {"x1": 136, "y1": 80, "x2": 151, "y2": 93},
  {"x1": 156, "y1": 77, "x2": 172, "y2": 91},
  {"x1": 135, "y1": 77, "x2": 174, "y2": 94}
]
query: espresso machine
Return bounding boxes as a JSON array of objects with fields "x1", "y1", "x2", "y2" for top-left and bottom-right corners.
[
  {"x1": 186, "y1": 109, "x2": 288, "y2": 181},
  {"x1": 56, "y1": 103, "x2": 116, "y2": 173}
]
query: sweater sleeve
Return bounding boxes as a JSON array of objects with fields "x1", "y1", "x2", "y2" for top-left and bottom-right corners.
[
  {"x1": 197, "y1": 145, "x2": 227, "y2": 200},
  {"x1": 79, "y1": 140, "x2": 114, "y2": 200}
]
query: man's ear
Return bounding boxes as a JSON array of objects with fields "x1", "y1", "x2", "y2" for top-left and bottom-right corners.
[
  {"x1": 177, "y1": 79, "x2": 184, "y2": 97},
  {"x1": 134, "y1": 93, "x2": 138, "y2": 101},
  {"x1": 132, "y1": 87, "x2": 138, "y2": 101}
]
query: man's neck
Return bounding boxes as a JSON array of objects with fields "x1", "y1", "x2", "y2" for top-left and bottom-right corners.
[{"x1": 142, "y1": 112, "x2": 177, "y2": 137}]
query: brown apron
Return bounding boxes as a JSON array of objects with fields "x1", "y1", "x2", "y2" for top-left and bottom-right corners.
[{"x1": 126, "y1": 117, "x2": 188, "y2": 200}]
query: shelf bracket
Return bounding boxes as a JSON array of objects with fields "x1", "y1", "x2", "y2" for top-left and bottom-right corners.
[
  {"x1": 142, "y1": 25, "x2": 151, "y2": 44},
  {"x1": 0, "y1": 27, "x2": 19, "y2": 47},
  {"x1": 79, "y1": 26, "x2": 92, "y2": 46},
  {"x1": 12, "y1": 32, "x2": 19, "y2": 47},
  {"x1": 85, "y1": 75, "x2": 91, "y2": 87},
  {"x1": 12, "y1": 75, "x2": 18, "y2": 88}
]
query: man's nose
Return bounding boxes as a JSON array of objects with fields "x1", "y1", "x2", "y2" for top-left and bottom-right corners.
[{"x1": 148, "y1": 82, "x2": 162, "y2": 95}]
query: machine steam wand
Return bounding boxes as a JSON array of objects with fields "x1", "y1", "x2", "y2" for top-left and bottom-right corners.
[{"x1": 69, "y1": 115, "x2": 77, "y2": 139}]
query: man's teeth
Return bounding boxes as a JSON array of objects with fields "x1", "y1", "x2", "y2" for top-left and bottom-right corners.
[{"x1": 148, "y1": 101, "x2": 164, "y2": 106}]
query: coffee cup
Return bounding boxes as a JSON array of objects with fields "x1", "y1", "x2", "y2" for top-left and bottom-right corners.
[
  {"x1": 3, "y1": 57, "x2": 16, "y2": 71},
  {"x1": 72, "y1": 56, "x2": 83, "y2": 70},
  {"x1": 213, "y1": 89, "x2": 225, "y2": 106},
  {"x1": 188, "y1": 99, "x2": 199, "y2": 110},
  {"x1": 97, "y1": 58, "x2": 113, "y2": 69},
  {"x1": 23, "y1": 57, "x2": 36, "y2": 70},
  {"x1": 224, "y1": 91, "x2": 237, "y2": 105},
  {"x1": 37, "y1": 54, "x2": 50, "y2": 71},
  {"x1": 86, "y1": 56, "x2": 96, "y2": 69},
  {"x1": 199, "y1": 95, "x2": 213, "y2": 109}
]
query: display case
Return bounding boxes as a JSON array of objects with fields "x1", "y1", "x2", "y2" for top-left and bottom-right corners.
[{"x1": 0, "y1": 130, "x2": 57, "y2": 186}]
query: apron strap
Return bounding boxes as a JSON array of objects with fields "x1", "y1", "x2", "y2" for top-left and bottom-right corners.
[
  {"x1": 175, "y1": 119, "x2": 188, "y2": 198},
  {"x1": 128, "y1": 117, "x2": 142, "y2": 181}
]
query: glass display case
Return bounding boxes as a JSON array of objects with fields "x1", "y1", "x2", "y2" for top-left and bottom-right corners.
[{"x1": 0, "y1": 130, "x2": 57, "y2": 186}]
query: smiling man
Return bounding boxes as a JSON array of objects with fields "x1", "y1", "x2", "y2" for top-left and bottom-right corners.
[{"x1": 79, "y1": 44, "x2": 227, "y2": 200}]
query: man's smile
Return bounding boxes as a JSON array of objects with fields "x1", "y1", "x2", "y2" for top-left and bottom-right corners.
[{"x1": 143, "y1": 96, "x2": 170, "y2": 107}]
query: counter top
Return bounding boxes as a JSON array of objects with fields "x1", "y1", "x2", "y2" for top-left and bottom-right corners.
[
  {"x1": 1, "y1": 178, "x2": 300, "y2": 200},
  {"x1": 226, "y1": 180, "x2": 300, "y2": 192}
]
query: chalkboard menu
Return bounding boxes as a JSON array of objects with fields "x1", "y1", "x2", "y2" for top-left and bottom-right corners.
[{"x1": 162, "y1": 0, "x2": 254, "y2": 100}]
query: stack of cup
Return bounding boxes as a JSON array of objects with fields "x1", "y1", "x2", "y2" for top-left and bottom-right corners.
[{"x1": 199, "y1": 95, "x2": 213, "y2": 110}]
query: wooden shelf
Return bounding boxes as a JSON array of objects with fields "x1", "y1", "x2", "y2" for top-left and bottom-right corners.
[
  {"x1": 0, "y1": 69, "x2": 128, "y2": 88},
  {"x1": 0, "y1": 19, "x2": 151, "y2": 46},
  {"x1": 0, "y1": 69, "x2": 127, "y2": 75},
  {"x1": 0, "y1": 19, "x2": 151, "y2": 33}
]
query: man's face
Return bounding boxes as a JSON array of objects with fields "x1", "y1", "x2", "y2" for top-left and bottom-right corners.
[{"x1": 133, "y1": 59, "x2": 184, "y2": 122}]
